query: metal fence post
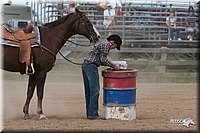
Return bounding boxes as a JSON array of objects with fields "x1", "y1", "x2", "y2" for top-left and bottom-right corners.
[
  {"x1": 159, "y1": 47, "x2": 168, "y2": 74},
  {"x1": 122, "y1": 15, "x2": 125, "y2": 44}
]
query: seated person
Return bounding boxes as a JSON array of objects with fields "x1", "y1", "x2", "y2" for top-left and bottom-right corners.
[
  {"x1": 185, "y1": 5, "x2": 199, "y2": 41},
  {"x1": 107, "y1": 0, "x2": 122, "y2": 15},
  {"x1": 103, "y1": 3, "x2": 115, "y2": 29},
  {"x1": 166, "y1": 10, "x2": 181, "y2": 41}
]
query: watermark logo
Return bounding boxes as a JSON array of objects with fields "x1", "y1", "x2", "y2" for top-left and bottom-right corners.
[{"x1": 170, "y1": 118, "x2": 195, "y2": 128}]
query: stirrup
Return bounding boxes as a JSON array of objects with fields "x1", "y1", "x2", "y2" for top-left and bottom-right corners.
[{"x1": 26, "y1": 63, "x2": 34, "y2": 75}]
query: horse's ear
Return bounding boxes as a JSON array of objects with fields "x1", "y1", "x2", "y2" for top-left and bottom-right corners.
[{"x1": 75, "y1": 7, "x2": 81, "y2": 14}]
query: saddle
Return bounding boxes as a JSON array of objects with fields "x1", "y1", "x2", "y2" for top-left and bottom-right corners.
[{"x1": 1, "y1": 23, "x2": 37, "y2": 75}]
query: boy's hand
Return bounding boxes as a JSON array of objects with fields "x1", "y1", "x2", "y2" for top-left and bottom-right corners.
[{"x1": 114, "y1": 64, "x2": 120, "y2": 70}]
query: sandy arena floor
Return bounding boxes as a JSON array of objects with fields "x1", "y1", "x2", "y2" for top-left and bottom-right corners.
[{"x1": 1, "y1": 64, "x2": 199, "y2": 132}]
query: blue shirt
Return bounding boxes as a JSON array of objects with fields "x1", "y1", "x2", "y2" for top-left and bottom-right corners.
[{"x1": 185, "y1": 12, "x2": 197, "y2": 27}]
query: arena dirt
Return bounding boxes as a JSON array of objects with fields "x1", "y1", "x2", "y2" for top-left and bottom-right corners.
[{"x1": 2, "y1": 64, "x2": 198, "y2": 132}]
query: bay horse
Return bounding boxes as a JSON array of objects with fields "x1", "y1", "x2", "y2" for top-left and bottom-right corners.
[{"x1": 2, "y1": 7, "x2": 100, "y2": 119}]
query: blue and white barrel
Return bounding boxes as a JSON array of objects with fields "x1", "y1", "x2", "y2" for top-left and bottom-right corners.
[{"x1": 102, "y1": 69, "x2": 138, "y2": 120}]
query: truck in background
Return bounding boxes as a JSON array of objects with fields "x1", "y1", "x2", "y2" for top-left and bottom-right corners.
[{"x1": 1, "y1": 4, "x2": 32, "y2": 28}]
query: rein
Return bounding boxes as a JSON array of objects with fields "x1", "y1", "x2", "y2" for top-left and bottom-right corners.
[
  {"x1": 58, "y1": 51, "x2": 82, "y2": 65},
  {"x1": 40, "y1": 43, "x2": 83, "y2": 65},
  {"x1": 41, "y1": 26, "x2": 87, "y2": 65},
  {"x1": 40, "y1": 45, "x2": 56, "y2": 57}
]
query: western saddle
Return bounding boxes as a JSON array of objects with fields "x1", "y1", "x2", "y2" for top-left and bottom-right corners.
[{"x1": 1, "y1": 23, "x2": 38, "y2": 75}]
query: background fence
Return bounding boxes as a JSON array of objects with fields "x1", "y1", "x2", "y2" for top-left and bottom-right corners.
[{"x1": 31, "y1": 0, "x2": 199, "y2": 74}]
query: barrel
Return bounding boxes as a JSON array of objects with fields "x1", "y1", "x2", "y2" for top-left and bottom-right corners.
[{"x1": 102, "y1": 69, "x2": 138, "y2": 120}]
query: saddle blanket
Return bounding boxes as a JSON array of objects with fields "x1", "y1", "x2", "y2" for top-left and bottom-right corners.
[{"x1": 1, "y1": 27, "x2": 41, "y2": 47}]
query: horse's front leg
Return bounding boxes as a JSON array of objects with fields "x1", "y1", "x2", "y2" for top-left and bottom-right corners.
[
  {"x1": 36, "y1": 71, "x2": 48, "y2": 120},
  {"x1": 23, "y1": 74, "x2": 36, "y2": 119}
]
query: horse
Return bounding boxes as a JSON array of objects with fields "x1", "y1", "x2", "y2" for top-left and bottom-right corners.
[{"x1": 2, "y1": 7, "x2": 100, "y2": 120}]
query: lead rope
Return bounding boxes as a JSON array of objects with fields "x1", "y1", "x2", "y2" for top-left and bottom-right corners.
[{"x1": 58, "y1": 51, "x2": 83, "y2": 65}]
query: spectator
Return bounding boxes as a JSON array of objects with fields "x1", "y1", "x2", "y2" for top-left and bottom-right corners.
[
  {"x1": 185, "y1": 5, "x2": 199, "y2": 41},
  {"x1": 69, "y1": 1, "x2": 76, "y2": 13},
  {"x1": 98, "y1": 0, "x2": 121, "y2": 15},
  {"x1": 62, "y1": 0, "x2": 76, "y2": 14},
  {"x1": 103, "y1": 3, "x2": 115, "y2": 31},
  {"x1": 123, "y1": 11, "x2": 132, "y2": 25},
  {"x1": 107, "y1": 0, "x2": 122, "y2": 15},
  {"x1": 166, "y1": 10, "x2": 181, "y2": 41},
  {"x1": 97, "y1": 0, "x2": 107, "y2": 9},
  {"x1": 197, "y1": 3, "x2": 200, "y2": 39}
]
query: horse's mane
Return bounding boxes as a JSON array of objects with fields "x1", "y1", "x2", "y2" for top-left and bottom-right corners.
[{"x1": 43, "y1": 13, "x2": 74, "y2": 28}]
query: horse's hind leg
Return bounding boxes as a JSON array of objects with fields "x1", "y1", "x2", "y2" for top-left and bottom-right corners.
[
  {"x1": 36, "y1": 72, "x2": 48, "y2": 120},
  {"x1": 23, "y1": 74, "x2": 36, "y2": 119}
]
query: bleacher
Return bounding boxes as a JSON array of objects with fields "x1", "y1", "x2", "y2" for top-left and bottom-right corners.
[
  {"x1": 32, "y1": 1, "x2": 199, "y2": 48},
  {"x1": 74, "y1": 1, "x2": 199, "y2": 48},
  {"x1": 31, "y1": 1, "x2": 199, "y2": 73}
]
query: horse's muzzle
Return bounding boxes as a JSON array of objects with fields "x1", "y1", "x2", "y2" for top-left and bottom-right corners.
[{"x1": 90, "y1": 35, "x2": 100, "y2": 43}]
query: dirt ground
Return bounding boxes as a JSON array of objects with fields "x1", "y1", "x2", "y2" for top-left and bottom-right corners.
[{"x1": 1, "y1": 64, "x2": 199, "y2": 132}]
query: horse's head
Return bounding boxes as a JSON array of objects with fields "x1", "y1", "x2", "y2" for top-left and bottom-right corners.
[{"x1": 74, "y1": 7, "x2": 100, "y2": 43}]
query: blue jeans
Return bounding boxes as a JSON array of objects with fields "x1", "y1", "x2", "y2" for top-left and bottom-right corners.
[
  {"x1": 169, "y1": 27, "x2": 180, "y2": 39},
  {"x1": 82, "y1": 61, "x2": 100, "y2": 117}
]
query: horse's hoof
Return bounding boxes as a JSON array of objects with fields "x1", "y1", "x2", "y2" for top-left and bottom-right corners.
[
  {"x1": 39, "y1": 114, "x2": 48, "y2": 120},
  {"x1": 24, "y1": 114, "x2": 30, "y2": 120}
]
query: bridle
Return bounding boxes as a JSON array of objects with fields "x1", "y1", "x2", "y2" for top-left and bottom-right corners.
[{"x1": 74, "y1": 13, "x2": 96, "y2": 45}]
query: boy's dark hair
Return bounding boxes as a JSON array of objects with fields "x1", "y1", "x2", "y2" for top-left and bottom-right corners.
[
  {"x1": 188, "y1": 5, "x2": 194, "y2": 12},
  {"x1": 107, "y1": 34, "x2": 122, "y2": 50}
]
